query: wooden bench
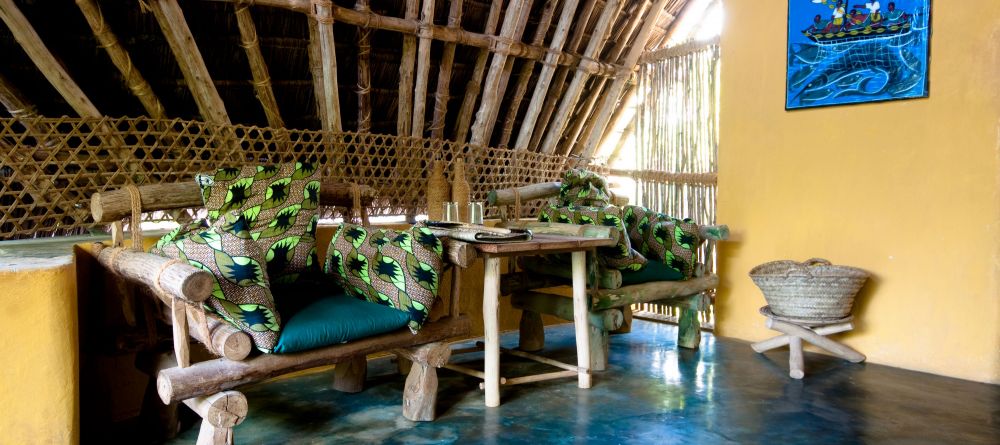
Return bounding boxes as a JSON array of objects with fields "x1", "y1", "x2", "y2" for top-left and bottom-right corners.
[
  {"x1": 89, "y1": 182, "x2": 476, "y2": 444},
  {"x1": 488, "y1": 182, "x2": 728, "y2": 371}
]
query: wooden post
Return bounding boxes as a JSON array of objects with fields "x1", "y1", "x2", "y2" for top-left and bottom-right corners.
[
  {"x1": 579, "y1": 0, "x2": 671, "y2": 158},
  {"x1": 537, "y1": 0, "x2": 622, "y2": 154},
  {"x1": 332, "y1": 355, "x2": 367, "y2": 393},
  {"x1": 234, "y1": 0, "x2": 284, "y2": 128},
  {"x1": 76, "y1": 0, "x2": 166, "y2": 119},
  {"x1": 312, "y1": 0, "x2": 342, "y2": 131},
  {"x1": 482, "y1": 255, "x2": 501, "y2": 407},
  {"x1": 451, "y1": 0, "x2": 503, "y2": 143},
  {"x1": 147, "y1": 0, "x2": 230, "y2": 124},
  {"x1": 468, "y1": 0, "x2": 533, "y2": 147},
  {"x1": 410, "y1": 0, "x2": 436, "y2": 137},
  {"x1": 518, "y1": 310, "x2": 545, "y2": 352},
  {"x1": 397, "y1": 0, "x2": 419, "y2": 136},
  {"x1": 352, "y1": 0, "x2": 372, "y2": 132},
  {"x1": 571, "y1": 251, "x2": 592, "y2": 388}
]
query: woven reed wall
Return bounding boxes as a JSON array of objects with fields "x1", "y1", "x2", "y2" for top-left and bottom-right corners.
[{"x1": 0, "y1": 116, "x2": 597, "y2": 239}]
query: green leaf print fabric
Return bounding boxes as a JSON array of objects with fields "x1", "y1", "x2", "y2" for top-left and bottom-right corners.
[
  {"x1": 151, "y1": 212, "x2": 281, "y2": 353},
  {"x1": 324, "y1": 223, "x2": 444, "y2": 332},
  {"x1": 196, "y1": 163, "x2": 321, "y2": 284},
  {"x1": 538, "y1": 204, "x2": 646, "y2": 271}
]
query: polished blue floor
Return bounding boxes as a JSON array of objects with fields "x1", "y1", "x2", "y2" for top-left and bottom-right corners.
[{"x1": 170, "y1": 320, "x2": 999, "y2": 444}]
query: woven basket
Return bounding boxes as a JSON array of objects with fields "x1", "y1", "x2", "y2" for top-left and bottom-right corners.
[{"x1": 749, "y1": 258, "x2": 868, "y2": 321}]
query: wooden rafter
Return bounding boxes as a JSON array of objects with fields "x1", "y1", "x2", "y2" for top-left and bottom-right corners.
[
  {"x1": 397, "y1": 0, "x2": 419, "y2": 136},
  {"x1": 0, "y1": 0, "x2": 101, "y2": 117},
  {"x1": 148, "y1": 0, "x2": 230, "y2": 124},
  {"x1": 76, "y1": 0, "x2": 166, "y2": 119},
  {"x1": 579, "y1": 0, "x2": 670, "y2": 158},
  {"x1": 537, "y1": 0, "x2": 622, "y2": 154},
  {"x1": 468, "y1": 0, "x2": 534, "y2": 147},
  {"x1": 411, "y1": 0, "x2": 436, "y2": 137},
  {"x1": 234, "y1": 1, "x2": 284, "y2": 128},
  {"x1": 497, "y1": 0, "x2": 560, "y2": 149},
  {"x1": 354, "y1": 0, "x2": 371, "y2": 133},
  {"x1": 311, "y1": 0, "x2": 342, "y2": 131},
  {"x1": 429, "y1": 0, "x2": 464, "y2": 140},
  {"x1": 452, "y1": 0, "x2": 503, "y2": 144}
]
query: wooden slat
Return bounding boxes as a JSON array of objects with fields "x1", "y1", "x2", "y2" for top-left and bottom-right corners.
[
  {"x1": 76, "y1": 0, "x2": 166, "y2": 119},
  {"x1": 429, "y1": 0, "x2": 464, "y2": 139},
  {"x1": 451, "y1": 0, "x2": 503, "y2": 144},
  {"x1": 312, "y1": 0, "x2": 342, "y2": 131},
  {"x1": 0, "y1": 0, "x2": 101, "y2": 117},
  {"x1": 579, "y1": 0, "x2": 671, "y2": 158},
  {"x1": 148, "y1": 0, "x2": 230, "y2": 124},
  {"x1": 397, "y1": 0, "x2": 419, "y2": 136},
  {"x1": 234, "y1": 1, "x2": 284, "y2": 127}
]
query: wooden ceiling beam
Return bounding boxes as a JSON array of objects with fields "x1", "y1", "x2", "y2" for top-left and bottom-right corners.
[
  {"x1": 76, "y1": 0, "x2": 166, "y2": 119},
  {"x1": 234, "y1": 1, "x2": 285, "y2": 128},
  {"x1": 148, "y1": 0, "x2": 230, "y2": 124},
  {"x1": 0, "y1": 0, "x2": 101, "y2": 117}
]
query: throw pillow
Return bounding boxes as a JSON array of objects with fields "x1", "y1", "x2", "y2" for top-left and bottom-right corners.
[
  {"x1": 150, "y1": 212, "x2": 281, "y2": 353},
  {"x1": 196, "y1": 163, "x2": 322, "y2": 284},
  {"x1": 537, "y1": 204, "x2": 646, "y2": 271},
  {"x1": 324, "y1": 223, "x2": 444, "y2": 332}
]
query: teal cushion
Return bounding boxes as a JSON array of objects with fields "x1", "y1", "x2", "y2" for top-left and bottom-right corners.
[
  {"x1": 273, "y1": 293, "x2": 411, "y2": 354},
  {"x1": 620, "y1": 259, "x2": 685, "y2": 286}
]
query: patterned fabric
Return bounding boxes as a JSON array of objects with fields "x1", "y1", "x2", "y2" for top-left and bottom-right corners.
[
  {"x1": 622, "y1": 205, "x2": 703, "y2": 279},
  {"x1": 197, "y1": 163, "x2": 321, "y2": 284},
  {"x1": 324, "y1": 223, "x2": 444, "y2": 332},
  {"x1": 558, "y1": 168, "x2": 612, "y2": 207},
  {"x1": 538, "y1": 204, "x2": 646, "y2": 271},
  {"x1": 151, "y1": 212, "x2": 281, "y2": 353}
]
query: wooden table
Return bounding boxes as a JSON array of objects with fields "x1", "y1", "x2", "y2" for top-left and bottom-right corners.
[{"x1": 473, "y1": 233, "x2": 616, "y2": 407}]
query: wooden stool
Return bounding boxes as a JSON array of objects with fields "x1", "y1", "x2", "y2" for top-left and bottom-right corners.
[{"x1": 751, "y1": 306, "x2": 865, "y2": 379}]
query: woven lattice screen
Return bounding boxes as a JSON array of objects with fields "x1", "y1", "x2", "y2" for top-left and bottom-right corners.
[{"x1": 0, "y1": 116, "x2": 598, "y2": 239}]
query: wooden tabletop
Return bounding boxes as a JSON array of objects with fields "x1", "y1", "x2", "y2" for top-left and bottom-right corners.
[{"x1": 471, "y1": 233, "x2": 616, "y2": 256}]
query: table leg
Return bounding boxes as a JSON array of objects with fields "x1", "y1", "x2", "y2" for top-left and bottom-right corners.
[
  {"x1": 482, "y1": 256, "x2": 501, "y2": 407},
  {"x1": 571, "y1": 251, "x2": 592, "y2": 389}
]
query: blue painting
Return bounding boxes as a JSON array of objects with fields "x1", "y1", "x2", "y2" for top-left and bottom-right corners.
[{"x1": 786, "y1": 0, "x2": 931, "y2": 109}]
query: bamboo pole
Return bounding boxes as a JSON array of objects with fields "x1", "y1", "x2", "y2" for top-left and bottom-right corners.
[
  {"x1": 468, "y1": 0, "x2": 534, "y2": 147},
  {"x1": 354, "y1": 0, "x2": 371, "y2": 133},
  {"x1": 496, "y1": 0, "x2": 559, "y2": 148},
  {"x1": 397, "y1": 0, "x2": 419, "y2": 136},
  {"x1": 428, "y1": 0, "x2": 464, "y2": 140},
  {"x1": 537, "y1": 0, "x2": 622, "y2": 154},
  {"x1": 451, "y1": 0, "x2": 503, "y2": 144},
  {"x1": 148, "y1": 0, "x2": 230, "y2": 124},
  {"x1": 0, "y1": 0, "x2": 101, "y2": 117},
  {"x1": 307, "y1": 19, "x2": 328, "y2": 126},
  {"x1": 511, "y1": 0, "x2": 580, "y2": 150},
  {"x1": 410, "y1": 0, "x2": 437, "y2": 137},
  {"x1": 75, "y1": 0, "x2": 166, "y2": 119},
  {"x1": 312, "y1": 0, "x2": 342, "y2": 131},
  {"x1": 234, "y1": 0, "x2": 284, "y2": 128},
  {"x1": 579, "y1": 0, "x2": 670, "y2": 159}
]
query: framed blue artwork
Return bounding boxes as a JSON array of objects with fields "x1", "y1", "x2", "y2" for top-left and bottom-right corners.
[{"x1": 786, "y1": 0, "x2": 931, "y2": 109}]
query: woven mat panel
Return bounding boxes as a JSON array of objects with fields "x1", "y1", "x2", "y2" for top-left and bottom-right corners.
[{"x1": 0, "y1": 117, "x2": 601, "y2": 239}]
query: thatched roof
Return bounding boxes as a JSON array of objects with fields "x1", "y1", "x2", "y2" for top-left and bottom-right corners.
[{"x1": 1, "y1": 0, "x2": 690, "y2": 151}]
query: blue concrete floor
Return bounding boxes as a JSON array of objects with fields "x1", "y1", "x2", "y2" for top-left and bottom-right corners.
[{"x1": 170, "y1": 320, "x2": 999, "y2": 444}]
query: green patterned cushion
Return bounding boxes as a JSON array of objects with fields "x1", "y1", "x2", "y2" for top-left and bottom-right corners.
[
  {"x1": 150, "y1": 213, "x2": 281, "y2": 353},
  {"x1": 324, "y1": 223, "x2": 444, "y2": 332},
  {"x1": 538, "y1": 204, "x2": 646, "y2": 271},
  {"x1": 196, "y1": 163, "x2": 321, "y2": 284},
  {"x1": 558, "y1": 168, "x2": 612, "y2": 207},
  {"x1": 622, "y1": 205, "x2": 704, "y2": 279}
]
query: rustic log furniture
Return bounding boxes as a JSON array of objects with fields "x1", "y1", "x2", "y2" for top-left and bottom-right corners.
[
  {"x1": 751, "y1": 306, "x2": 866, "y2": 379},
  {"x1": 89, "y1": 181, "x2": 477, "y2": 444},
  {"x1": 488, "y1": 182, "x2": 728, "y2": 371}
]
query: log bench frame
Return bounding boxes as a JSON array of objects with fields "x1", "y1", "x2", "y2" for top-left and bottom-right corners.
[
  {"x1": 90, "y1": 181, "x2": 478, "y2": 444},
  {"x1": 487, "y1": 182, "x2": 728, "y2": 371}
]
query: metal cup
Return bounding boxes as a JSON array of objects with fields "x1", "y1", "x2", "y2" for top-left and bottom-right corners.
[
  {"x1": 468, "y1": 202, "x2": 484, "y2": 225},
  {"x1": 443, "y1": 202, "x2": 460, "y2": 222}
]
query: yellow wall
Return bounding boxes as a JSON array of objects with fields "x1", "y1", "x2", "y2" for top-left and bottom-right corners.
[
  {"x1": 717, "y1": 0, "x2": 1000, "y2": 383},
  {"x1": 0, "y1": 258, "x2": 79, "y2": 444}
]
